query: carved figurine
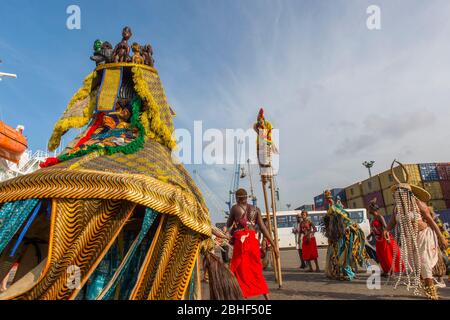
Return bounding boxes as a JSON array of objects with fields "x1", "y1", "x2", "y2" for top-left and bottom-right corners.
[
  {"x1": 90, "y1": 41, "x2": 113, "y2": 65},
  {"x1": 141, "y1": 44, "x2": 155, "y2": 67},
  {"x1": 113, "y1": 26, "x2": 132, "y2": 63},
  {"x1": 131, "y1": 42, "x2": 144, "y2": 64}
]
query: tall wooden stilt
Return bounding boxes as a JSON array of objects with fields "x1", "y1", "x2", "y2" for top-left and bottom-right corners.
[
  {"x1": 268, "y1": 175, "x2": 282, "y2": 288},
  {"x1": 261, "y1": 177, "x2": 279, "y2": 283}
]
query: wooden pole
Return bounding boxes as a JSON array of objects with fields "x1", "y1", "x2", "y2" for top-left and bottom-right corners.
[
  {"x1": 195, "y1": 254, "x2": 202, "y2": 300},
  {"x1": 268, "y1": 174, "x2": 282, "y2": 288},
  {"x1": 261, "y1": 176, "x2": 279, "y2": 283}
]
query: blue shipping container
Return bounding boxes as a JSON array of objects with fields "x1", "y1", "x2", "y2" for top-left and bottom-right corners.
[
  {"x1": 419, "y1": 163, "x2": 439, "y2": 181},
  {"x1": 337, "y1": 189, "x2": 347, "y2": 201},
  {"x1": 314, "y1": 195, "x2": 324, "y2": 207}
]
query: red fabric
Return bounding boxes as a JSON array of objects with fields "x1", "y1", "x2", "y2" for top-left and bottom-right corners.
[
  {"x1": 375, "y1": 234, "x2": 403, "y2": 273},
  {"x1": 39, "y1": 157, "x2": 60, "y2": 168},
  {"x1": 371, "y1": 219, "x2": 403, "y2": 273},
  {"x1": 230, "y1": 229, "x2": 269, "y2": 298},
  {"x1": 75, "y1": 112, "x2": 105, "y2": 148},
  {"x1": 302, "y1": 235, "x2": 318, "y2": 261}
]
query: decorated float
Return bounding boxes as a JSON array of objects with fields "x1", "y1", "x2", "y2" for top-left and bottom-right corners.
[{"x1": 0, "y1": 27, "x2": 222, "y2": 300}]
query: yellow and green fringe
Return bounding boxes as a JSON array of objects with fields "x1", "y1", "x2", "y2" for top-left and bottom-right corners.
[
  {"x1": 132, "y1": 66, "x2": 176, "y2": 150},
  {"x1": 48, "y1": 71, "x2": 97, "y2": 151}
]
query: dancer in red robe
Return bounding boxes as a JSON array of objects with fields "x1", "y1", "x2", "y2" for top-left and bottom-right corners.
[
  {"x1": 299, "y1": 210, "x2": 320, "y2": 272},
  {"x1": 368, "y1": 200, "x2": 402, "y2": 274},
  {"x1": 227, "y1": 188, "x2": 279, "y2": 299}
]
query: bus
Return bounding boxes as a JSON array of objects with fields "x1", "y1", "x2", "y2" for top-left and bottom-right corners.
[
  {"x1": 272, "y1": 209, "x2": 370, "y2": 249},
  {"x1": 215, "y1": 208, "x2": 370, "y2": 249}
]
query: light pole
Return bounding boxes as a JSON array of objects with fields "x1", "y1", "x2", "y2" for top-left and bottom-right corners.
[{"x1": 362, "y1": 160, "x2": 375, "y2": 178}]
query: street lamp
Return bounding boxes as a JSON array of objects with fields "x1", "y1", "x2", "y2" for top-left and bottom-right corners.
[{"x1": 362, "y1": 160, "x2": 375, "y2": 178}]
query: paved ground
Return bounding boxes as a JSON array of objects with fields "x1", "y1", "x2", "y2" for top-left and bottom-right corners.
[{"x1": 205, "y1": 248, "x2": 450, "y2": 300}]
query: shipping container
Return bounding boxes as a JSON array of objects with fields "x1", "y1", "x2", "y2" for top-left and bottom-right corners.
[
  {"x1": 440, "y1": 181, "x2": 450, "y2": 200},
  {"x1": 345, "y1": 182, "x2": 363, "y2": 200},
  {"x1": 428, "y1": 200, "x2": 447, "y2": 211},
  {"x1": 422, "y1": 181, "x2": 444, "y2": 200},
  {"x1": 419, "y1": 163, "x2": 439, "y2": 181},
  {"x1": 336, "y1": 189, "x2": 347, "y2": 202},
  {"x1": 314, "y1": 194, "x2": 325, "y2": 207},
  {"x1": 436, "y1": 163, "x2": 450, "y2": 181},
  {"x1": 363, "y1": 191, "x2": 385, "y2": 209},
  {"x1": 379, "y1": 164, "x2": 421, "y2": 190},
  {"x1": 446, "y1": 200, "x2": 450, "y2": 211},
  {"x1": 347, "y1": 197, "x2": 364, "y2": 209},
  {"x1": 382, "y1": 188, "x2": 394, "y2": 206},
  {"x1": 362, "y1": 176, "x2": 382, "y2": 195}
]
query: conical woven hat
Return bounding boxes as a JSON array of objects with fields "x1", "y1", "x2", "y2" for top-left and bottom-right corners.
[{"x1": 390, "y1": 160, "x2": 431, "y2": 202}]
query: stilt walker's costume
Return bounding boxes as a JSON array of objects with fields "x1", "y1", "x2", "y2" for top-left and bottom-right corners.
[
  {"x1": 322, "y1": 190, "x2": 367, "y2": 281},
  {"x1": 0, "y1": 28, "x2": 214, "y2": 300}
]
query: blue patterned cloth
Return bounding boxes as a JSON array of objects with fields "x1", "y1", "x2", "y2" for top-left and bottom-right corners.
[{"x1": 0, "y1": 199, "x2": 40, "y2": 256}]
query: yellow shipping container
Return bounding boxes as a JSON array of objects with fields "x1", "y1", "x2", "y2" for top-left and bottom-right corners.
[
  {"x1": 383, "y1": 188, "x2": 394, "y2": 206},
  {"x1": 347, "y1": 197, "x2": 364, "y2": 209},
  {"x1": 379, "y1": 164, "x2": 421, "y2": 190},
  {"x1": 345, "y1": 183, "x2": 363, "y2": 200},
  {"x1": 422, "y1": 182, "x2": 444, "y2": 200},
  {"x1": 429, "y1": 200, "x2": 447, "y2": 211},
  {"x1": 362, "y1": 176, "x2": 382, "y2": 195}
]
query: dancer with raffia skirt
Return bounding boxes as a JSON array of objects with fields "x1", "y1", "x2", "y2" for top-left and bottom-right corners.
[{"x1": 322, "y1": 190, "x2": 368, "y2": 281}]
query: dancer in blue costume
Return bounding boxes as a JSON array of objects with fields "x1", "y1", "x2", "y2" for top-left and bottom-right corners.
[{"x1": 322, "y1": 190, "x2": 368, "y2": 281}]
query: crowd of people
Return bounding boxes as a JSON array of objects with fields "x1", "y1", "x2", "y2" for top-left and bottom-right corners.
[{"x1": 212, "y1": 184, "x2": 449, "y2": 300}]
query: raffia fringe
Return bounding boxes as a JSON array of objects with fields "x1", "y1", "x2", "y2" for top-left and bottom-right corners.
[{"x1": 48, "y1": 71, "x2": 97, "y2": 151}]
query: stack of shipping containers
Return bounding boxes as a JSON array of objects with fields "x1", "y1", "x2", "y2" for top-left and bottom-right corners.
[
  {"x1": 310, "y1": 162, "x2": 450, "y2": 231},
  {"x1": 419, "y1": 163, "x2": 450, "y2": 211},
  {"x1": 344, "y1": 183, "x2": 364, "y2": 210},
  {"x1": 381, "y1": 164, "x2": 422, "y2": 216},
  {"x1": 313, "y1": 188, "x2": 347, "y2": 211},
  {"x1": 339, "y1": 163, "x2": 450, "y2": 216}
]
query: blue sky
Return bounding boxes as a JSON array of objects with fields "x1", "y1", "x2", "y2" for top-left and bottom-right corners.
[{"x1": 1, "y1": 1, "x2": 450, "y2": 223}]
